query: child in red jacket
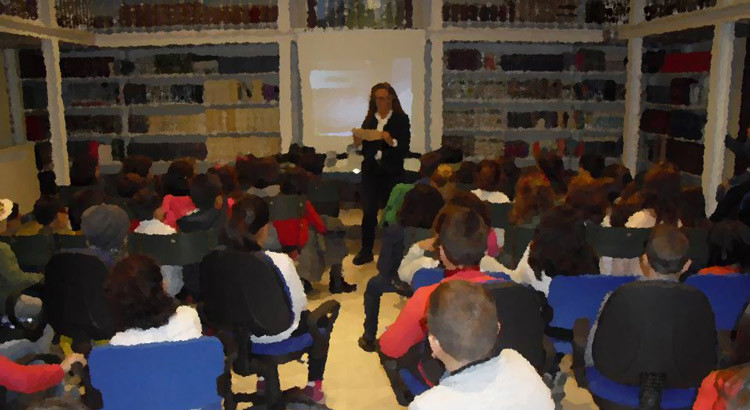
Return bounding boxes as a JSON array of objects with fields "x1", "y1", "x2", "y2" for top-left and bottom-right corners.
[{"x1": 0, "y1": 353, "x2": 85, "y2": 395}]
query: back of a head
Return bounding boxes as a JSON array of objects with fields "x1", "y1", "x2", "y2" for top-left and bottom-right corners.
[
  {"x1": 298, "y1": 152, "x2": 325, "y2": 175},
  {"x1": 602, "y1": 163, "x2": 633, "y2": 189},
  {"x1": 431, "y1": 164, "x2": 453, "y2": 188},
  {"x1": 130, "y1": 187, "x2": 162, "y2": 222},
  {"x1": 116, "y1": 173, "x2": 147, "y2": 199},
  {"x1": 81, "y1": 204, "x2": 130, "y2": 251},
  {"x1": 497, "y1": 156, "x2": 520, "y2": 199},
  {"x1": 33, "y1": 196, "x2": 63, "y2": 227},
  {"x1": 221, "y1": 194, "x2": 270, "y2": 251},
  {"x1": 105, "y1": 254, "x2": 176, "y2": 332},
  {"x1": 707, "y1": 220, "x2": 750, "y2": 270},
  {"x1": 162, "y1": 160, "x2": 195, "y2": 196},
  {"x1": 427, "y1": 280, "x2": 498, "y2": 363},
  {"x1": 207, "y1": 165, "x2": 238, "y2": 196},
  {"x1": 121, "y1": 155, "x2": 153, "y2": 178},
  {"x1": 447, "y1": 190, "x2": 491, "y2": 227},
  {"x1": 70, "y1": 154, "x2": 98, "y2": 187},
  {"x1": 452, "y1": 161, "x2": 476, "y2": 185},
  {"x1": 511, "y1": 169, "x2": 555, "y2": 225},
  {"x1": 189, "y1": 173, "x2": 222, "y2": 210},
  {"x1": 565, "y1": 177, "x2": 609, "y2": 224},
  {"x1": 70, "y1": 188, "x2": 107, "y2": 231},
  {"x1": 280, "y1": 167, "x2": 310, "y2": 195},
  {"x1": 536, "y1": 152, "x2": 566, "y2": 195},
  {"x1": 642, "y1": 162, "x2": 682, "y2": 224},
  {"x1": 255, "y1": 157, "x2": 281, "y2": 189},
  {"x1": 476, "y1": 160, "x2": 500, "y2": 191},
  {"x1": 579, "y1": 153, "x2": 606, "y2": 179},
  {"x1": 438, "y1": 206, "x2": 489, "y2": 267},
  {"x1": 645, "y1": 224, "x2": 690, "y2": 275},
  {"x1": 398, "y1": 184, "x2": 445, "y2": 229},
  {"x1": 419, "y1": 151, "x2": 442, "y2": 178},
  {"x1": 529, "y1": 205, "x2": 599, "y2": 279}
]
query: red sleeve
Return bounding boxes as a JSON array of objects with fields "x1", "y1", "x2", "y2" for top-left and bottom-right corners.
[
  {"x1": 379, "y1": 285, "x2": 434, "y2": 359},
  {"x1": 692, "y1": 371, "x2": 719, "y2": 410},
  {"x1": 0, "y1": 356, "x2": 64, "y2": 394},
  {"x1": 304, "y1": 201, "x2": 327, "y2": 234}
]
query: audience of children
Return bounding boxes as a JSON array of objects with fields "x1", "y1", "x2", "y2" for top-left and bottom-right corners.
[{"x1": 2, "y1": 142, "x2": 749, "y2": 410}]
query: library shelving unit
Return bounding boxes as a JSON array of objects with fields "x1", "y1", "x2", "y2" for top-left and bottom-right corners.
[{"x1": 1, "y1": 0, "x2": 749, "y2": 214}]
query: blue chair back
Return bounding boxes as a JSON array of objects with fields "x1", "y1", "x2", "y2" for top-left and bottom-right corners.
[
  {"x1": 89, "y1": 337, "x2": 224, "y2": 410},
  {"x1": 548, "y1": 275, "x2": 638, "y2": 353},
  {"x1": 411, "y1": 268, "x2": 444, "y2": 291},
  {"x1": 686, "y1": 274, "x2": 750, "y2": 331}
]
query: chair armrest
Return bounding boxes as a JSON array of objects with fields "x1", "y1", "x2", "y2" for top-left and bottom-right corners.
[
  {"x1": 306, "y1": 300, "x2": 341, "y2": 349},
  {"x1": 5, "y1": 290, "x2": 48, "y2": 342}
]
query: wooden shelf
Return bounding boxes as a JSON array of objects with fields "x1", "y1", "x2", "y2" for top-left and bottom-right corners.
[
  {"x1": 444, "y1": 70, "x2": 627, "y2": 80},
  {"x1": 444, "y1": 99, "x2": 625, "y2": 111},
  {"x1": 444, "y1": 128, "x2": 622, "y2": 140},
  {"x1": 643, "y1": 102, "x2": 707, "y2": 112}
]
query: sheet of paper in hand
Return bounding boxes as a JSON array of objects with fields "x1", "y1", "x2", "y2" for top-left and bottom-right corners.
[{"x1": 352, "y1": 128, "x2": 384, "y2": 141}]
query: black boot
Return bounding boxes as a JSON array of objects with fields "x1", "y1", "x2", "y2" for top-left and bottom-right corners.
[
  {"x1": 352, "y1": 250, "x2": 374, "y2": 266},
  {"x1": 302, "y1": 279, "x2": 314, "y2": 295},
  {"x1": 329, "y1": 264, "x2": 357, "y2": 294}
]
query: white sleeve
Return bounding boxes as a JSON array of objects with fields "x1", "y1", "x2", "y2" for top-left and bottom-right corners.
[
  {"x1": 480, "y1": 255, "x2": 505, "y2": 274},
  {"x1": 398, "y1": 244, "x2": 440, "y2": 284},
  {"x1": 509, "y1": 245, "x2": 535, "y2": 285},
  {"x1": 169, "y1": 306, "x2": 203, "y2": 342},
  {"x1": 265, "y1": 251, "x2": 308, "y2": 318}
]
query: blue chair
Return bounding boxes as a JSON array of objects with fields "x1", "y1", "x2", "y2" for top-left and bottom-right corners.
[
  {"x1": 88, "y1": 337, "x2": 224, "y2": 410},
  {"x1": 411, "y1": 268, "x2": 444, "y2": 291},
  {"x1": 547, "y1": 275, "x2": 638, "y2": 354},
  {"x1": 685, "y1": 274, "x2": 750, "y2": 331}
]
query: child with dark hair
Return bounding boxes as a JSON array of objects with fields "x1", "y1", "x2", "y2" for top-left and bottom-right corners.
[
  {"x1": 177, "y1": 174, "x2": 224, "y2": 232},
  {"x1": 17, "y1": 197, "x2": 74, "y2": 236},
  {"x1": 472, "y1": 160, "x2": 510, "y2": 204},
  {"x1": 579, "y1": 153, "x2": 606, "y2": 179},
  {"x1": 699, "y1": 220, "x2": 750, "y2": 275},
  {"x1": 116, "y1": 173, "x2": 147, "y2": 200},
  {"x1": 678, "y1": 186, "x2": 709, "y2": 228},
  {"x1": 410, "y1": 281, "x2": 554, "y2": 410},
  {"x1": 105, "y1": 255, "x2": 200, "y2": 346},
  {"x1": 379, "y1": 207, "x2": 497, "y2": 361},
  {"x1": 602, "y1": 163, "x2": 633, "y2": 204},
  {"x1": 241, "y1": 157, "x2": 282, "y2": 198},
  {"x1": 121, "y1": 155, "x2": 153, "y2": 179},
  {"x1": 69, "y1": 155, "x2": 99, "y2": 187},
  {"x1": 160, "y1": 160, "x2": 196, "y2": 229},
  {"x1": 68, "y1": 188, "x2": 107, "y2": 232},
  {"x1": 276, "y1": 167, "x2": 355, "y2": 294},
  {"x1": 497, "y1": 156, "x2": 520, "y2": 201},
  {"x1": 207, "y1": 165, "x2": 239, "y2": 212},
  {"x1": 451, "y1": 161, "x2": 476, "y2": 189}
]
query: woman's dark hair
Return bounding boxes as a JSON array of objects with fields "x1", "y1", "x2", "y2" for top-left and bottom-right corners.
[
  {"x1": 529, "y1": 205, "x2": 600, "y2": 280},
  {"x1": 566, "y1": 177, "x2": 609, "y2": 224},
  {"x1": 280, "y1": 167, "x2": 310, "y2": 195},
  {"x1": 116, "y1": 173, "x2": 146, "y2": 199},
  {"x1": 69, "y1": 188, "x2": 106, "y2": 231},
  {"x1": 451, "y1": 161, "x2": 476, "y2": 185},
  {"x1": 707, "y1": 220, "x2": 750, "y2": 270},
  {"x1": 609, "y1": 191, "x2": 647, "y2": 227},
  {"x1": 641, "y1": 162, "x2": 682, "y2": 225},
  {"x1": 398, "y1": 184, "x2": 445, "y2": 229},
  {"x1": 510, "y1": 169, "x2": 555, "y2": 225},
  {"x1": 130, "y1": 188, "x2": 162, "y2": 222},
  {"x1": 602, "y1": 163, "x2": 633, "y2": 203},
  {"x1": 678, "y1": 187, "x2": 708, "y2": 228},
  {"x1": 162, "y1": 160, "x2": 194, "y2": 196},
  {"x1": 579, "y1": 153, "x2": 606, "y2": 179},
  {"x1": 33, "y1": 196, "x2": 63, "y2": 226},
  {"x1": 447, "y1": 190, "x2": 491, "y2": 227},
  {"x1": 104, "y1": 254, "x2": 177, "y2": 332},
  {"x1": 497, "y1": 156, "x2": 520, "y2": 199},
  {"x1": 475, "y1": 160, "x2": 500, "y2": 191},
  {"x1": 207, "y1": 165, "x2": 239, "y2": 197},
  {"x1": 364, "y1": 82, "x2": 405, "y2": 124},
  {"x1": 536, "y1": 152, "x2": 567, "y2": 196},
  {"x1": 220, "y1": 195, "x2": 270, "y2": 251},
  {"x1": 70, "y1": 154, "x2": 98, "y2": 187},
  {"x1": 188, "y1": 174, "x2": 222, "y2": 210},
  {"x1": 121, "y1": 155, "x2": 153, "y2": 178}
]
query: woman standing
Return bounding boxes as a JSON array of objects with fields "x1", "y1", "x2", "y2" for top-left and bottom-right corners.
[{"x1": 353, "y1": 83, "x2": 411, "y2": 265}]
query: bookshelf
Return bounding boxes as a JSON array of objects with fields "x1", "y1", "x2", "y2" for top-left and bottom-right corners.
[{"x1": 442, "y1": 41, "x2": 627, "y2": 164}]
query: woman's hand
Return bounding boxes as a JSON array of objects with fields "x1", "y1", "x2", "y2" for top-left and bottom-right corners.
[
  {"x1": 382, "y1": 131, "x2": 395, "y2": 146},
  {"x1": 353, "y1": 133, "x2": 363, "y2": 148}
]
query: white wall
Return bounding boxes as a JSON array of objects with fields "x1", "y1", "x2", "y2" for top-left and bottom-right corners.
[
  {"x1": 297, "y1": 29, "x2": 427, "y2": 154},
  {"x1": 0, "y1": 143, "x2": 40, "y2": 213}
]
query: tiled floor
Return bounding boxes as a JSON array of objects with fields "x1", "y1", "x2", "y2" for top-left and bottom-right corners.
[{"x1": 234, "y1": 210, "x2": 598, "y2": 409}]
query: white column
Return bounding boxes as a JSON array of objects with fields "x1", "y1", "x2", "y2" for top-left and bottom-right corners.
[
  {"x1": 622, "y1": 0, "x2": 646, "y2": 174},
  {"x1": 278, "y1": 38, "x2": 293, "y2": 153},
  {"x1": 277, "y1": 0, "x2": 291, "y2": 32},
  {"x1": 42, "y1": 39, "x2": 69, "y2": 185},
  {"x1": 3, "y1": 49, "x2": 26, "y2": 145},
  {"x1": 429, "y1": 37, "x2": 443, "y2": 151},
  {"x1": 703, "y1": 22, "x2": 736, "y2": 215}
]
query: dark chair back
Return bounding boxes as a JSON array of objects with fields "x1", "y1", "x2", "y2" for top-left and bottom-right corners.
[
  {"x1": 6, "y1": 235, "x2": 56, "y2": 272},
  {"x1": 55, "y1": 234, "x2": 88, "y2": 250},
  {"x1": 308, "y1": 179, "x2": 340, "y2": 218},
  {"x1": 505, "y1": 224, "x2": 536, "y2": 268},
  {"x1": 484, "y1": 281, "x2": 548, "y2": 372},
  {"x1": 268, "y1": 194, "x2": 305, "y2": 221},
  {"x1": 43, "y1": 252, "x2": 115, "y2": 351},
  {"x1": 403, "y1": 227, "x2": 432, "y2": 256},
  {"x1": 592, "y1": 281, "x2": 717, "y2": 388},
  {"x1": 683, "y1": 227, "x2": 709, "y2": 269},
  {"x1": 488, "y1": 202, "x2": 512, "y2": 230},
  {"x1": 89, "y1": 337, "x2": 224, "y2": 410},
  {"x1": 585, "y1": 225, "x2": 650, "y2": 259},
  {"x1": 128, "y1": 230, "x2": 218, "y2": 266}
]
